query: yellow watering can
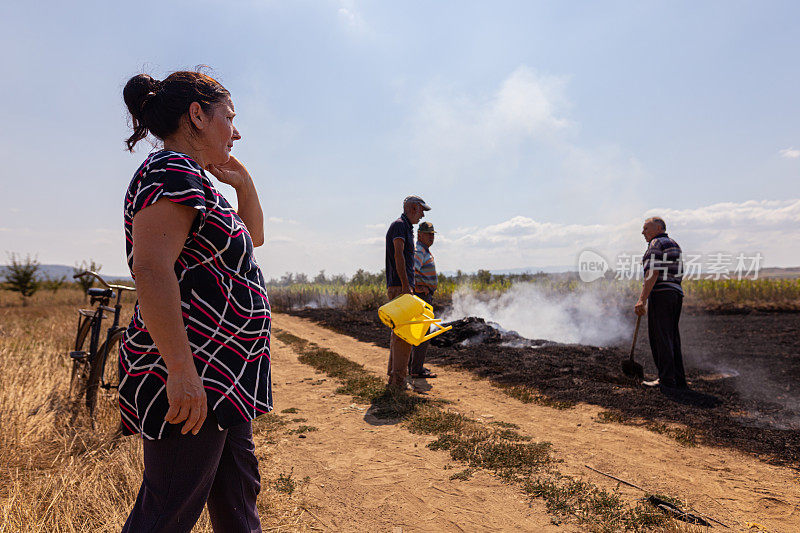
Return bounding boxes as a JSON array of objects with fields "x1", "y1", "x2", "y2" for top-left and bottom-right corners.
[{"x1": 378, "y1": 294, "x2": 453, "y2": 346}]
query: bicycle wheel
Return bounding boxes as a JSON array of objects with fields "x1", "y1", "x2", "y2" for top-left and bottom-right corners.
[
  {"x1": 68, "y1": 317, "x2": 93, "y2": 411},
  {"x1": 86, "y1": 327, "x2": 125, "y2": 435}
]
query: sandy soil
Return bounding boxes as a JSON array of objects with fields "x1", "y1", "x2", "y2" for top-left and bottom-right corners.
[
  {"x1": 273, "y1": 313, "x2": 800, "y2": 533},
  {"x1": 265, "y1": 333, "x2": 577, "y2": 532}
]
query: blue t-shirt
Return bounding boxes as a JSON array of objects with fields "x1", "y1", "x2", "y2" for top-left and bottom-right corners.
[{"x1": 385, "y1": 213, "x2": 415, "y2": 287}]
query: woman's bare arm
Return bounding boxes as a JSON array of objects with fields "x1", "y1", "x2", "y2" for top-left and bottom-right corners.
[{"x1": 131, "y1": 199, "x2": 207, "y2": 435}]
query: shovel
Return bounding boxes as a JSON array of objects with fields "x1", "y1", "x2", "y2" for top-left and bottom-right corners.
[{"x1": 622, "y1": 315, "x2": 644, "y2": 379}]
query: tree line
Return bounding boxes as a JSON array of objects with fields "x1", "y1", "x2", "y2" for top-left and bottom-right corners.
[
  {"x1": 265, "y1": 268, "x2": 550, "y2": 287},
  {"x1": 1, "y1": 253, "x2": 103, "y2": 304}
]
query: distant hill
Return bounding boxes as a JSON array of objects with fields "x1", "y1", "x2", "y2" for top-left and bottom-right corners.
[
  {"x1": 0, "y1": 264, "x2": 132, "y2": 282},
  {"x1": 757, "y1": 267, "x2": 800, "y2": 279}
]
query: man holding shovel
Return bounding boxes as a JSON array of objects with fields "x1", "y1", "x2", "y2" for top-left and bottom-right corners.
[
  {"x1": 634, "y1": 217, "x2": 687, "y2": 390},
  {"x1": 385, "y1": 195, "x2": 429, "y2": 390}
]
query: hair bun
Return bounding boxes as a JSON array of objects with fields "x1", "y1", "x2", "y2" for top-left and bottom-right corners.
[
  {"x1": 123, "y1": 74, "x2": 161, "y2": 120},
  {"x1": 123, "y1": 69, "x2": 229, "y2": 151}
]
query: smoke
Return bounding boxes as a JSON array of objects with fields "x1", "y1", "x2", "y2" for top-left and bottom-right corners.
[
  {"x1": 443, "y1": 283, "x2": 630, "y2": 346},
  {"x1": 292, "y1": 294, "x2": 346, "y2": 310}
]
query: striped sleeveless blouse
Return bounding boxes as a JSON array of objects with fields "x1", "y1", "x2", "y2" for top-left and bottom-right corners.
[{"x1": 119, "y1": 150, "x2": 273, "y2": 440}]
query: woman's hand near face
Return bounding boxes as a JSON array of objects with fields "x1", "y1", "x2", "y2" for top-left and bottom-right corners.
[{"x1": 206, "y1": 155, "x2": 250, "y2": 190}]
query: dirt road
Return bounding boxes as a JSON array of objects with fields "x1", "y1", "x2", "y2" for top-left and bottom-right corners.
[
  {"x1": 265, "y1": 335, "x2": 575, "y2": 532},
  {"x1": 272, "y1": 313, "x2": 800, "y2": 532}
]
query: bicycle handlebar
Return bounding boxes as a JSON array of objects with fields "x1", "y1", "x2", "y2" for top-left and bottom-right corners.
[{"x1": 73, "y1": 270, "x2": 136, "y2": 292}]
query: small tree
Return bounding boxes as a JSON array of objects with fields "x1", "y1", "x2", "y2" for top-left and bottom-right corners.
[
  {"x1": 476, "y1": 269, "x2": 493, "y2": 285},
  {"x1": 329, "y1": 273, "x2": 347, "y2": 285},
  {"x1": 313, "y1": 270, "x2": 327, "y2": 284},
  {"x1": 74, "y1": 259, "x2": 102, "y2": 299},
  {"x1": 349, "y1": 268, "x2": 370, "y2": 286},
  {"x1": 4, "y1": 253, "x2": 41, "y2": 305},
  {"x1": 42, "y1": 274, "x2": 68, "y2": 293}
]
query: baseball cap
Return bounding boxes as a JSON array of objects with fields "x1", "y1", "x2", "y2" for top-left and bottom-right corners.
[
  {"x1": 404, "y1": 195, "x2": 431, "y2": 211},
  {"x1": 418, "y1": 222, "x2": 436, "y2": 233}
]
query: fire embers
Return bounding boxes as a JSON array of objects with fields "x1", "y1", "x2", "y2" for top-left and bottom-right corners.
[{"x1": 431, "y1": 317, "x2": 551, "y2": 349}]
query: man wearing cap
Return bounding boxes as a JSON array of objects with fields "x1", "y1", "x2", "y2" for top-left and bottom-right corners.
[
  {"x1": 409, "y1": 221, "x2": 438, "y2": 379},
  {"x1": 385, "y1": 195, "x2": 429, "y2": 390}
]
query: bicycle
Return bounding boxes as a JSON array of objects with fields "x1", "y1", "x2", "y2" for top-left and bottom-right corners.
[{"x1": 68, "y1": 270, "x2": 136, "y2": 430}]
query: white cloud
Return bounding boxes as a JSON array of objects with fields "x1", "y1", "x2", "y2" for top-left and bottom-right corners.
[
  {"x1": 492, "y1": 67, "x2": 571, "y2": 136},
  {"x1": 267, "y1": 236, "x2": 295, "y2": 244},
  {"x1": 409, "y1": 66, "x2": 571, "y2": 181},
  {"x1": 354, "y1": 236, "x2": 383, "y2": 245},
  {"x1": 364, "y1": 223, "x2": 385, "y2": 230},
  {"x1": 337, "y1": 0, "x2": 365, "y2": 30},
  {"x1": 267, "y1": 217, "x2": 298, "y2": 225},
  {"x1": 779, "y1": 147, "x2": 800, "y2": 159},
  {"x1": 253, "y1": 198, "x2": 800, "y2": 278},
  {"x1": 405, "y1": 66, "x2": 649, "y2": 217},
  {"x1": 434, "y1": 199, "x2": 800, "y2": 272}
]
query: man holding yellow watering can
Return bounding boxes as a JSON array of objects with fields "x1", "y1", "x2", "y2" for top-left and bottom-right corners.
[{"x1": 384, "y1": 195, "x2": 429, "y2": 390}]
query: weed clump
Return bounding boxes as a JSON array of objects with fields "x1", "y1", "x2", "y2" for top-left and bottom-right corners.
[
  {"x1": 489, "y1": 420, "x2": 520, "y2": 429},
  {"x1": 449, "y1": 468, "x2": 476, "y2": 481},
  {"x1": 288, "y1": 425, "x2": 318, "y2": 435},
  {"x1": 492, "y1": 383, "x2": 575, "y2": 410},
  {"x1": 273, "y1": 469, "x2": 298, "y2": 495},
  {"x1": 524, "y1": 476, "x2": 666, "y2": 531}
]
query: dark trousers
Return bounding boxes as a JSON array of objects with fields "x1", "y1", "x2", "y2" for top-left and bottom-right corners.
[
  {"x1": 409, "y1": 292, "x2": 434, "y2": 375},
  {"x1": 123, "y1": 415, "x2": 262, "y2": 533},
  {"x1": 386, "y1": 286, "x2": 414, "y2": 385},
  {"x1": 647, "y1": 290, "x2": 686, "y2": 388}
]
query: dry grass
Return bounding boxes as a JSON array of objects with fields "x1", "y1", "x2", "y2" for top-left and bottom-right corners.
[{"x1": 0, "y1": 290, "x2": 308, "y2": 532}]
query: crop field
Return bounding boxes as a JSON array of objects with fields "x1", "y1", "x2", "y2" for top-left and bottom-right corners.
[{"x1": 266, "y1": 274, "x2": 800, "y2": 313}]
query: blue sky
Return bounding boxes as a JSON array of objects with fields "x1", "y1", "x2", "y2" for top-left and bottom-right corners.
[{"x1": 1, "y1": 1, "x2": 798, "y2": 278}]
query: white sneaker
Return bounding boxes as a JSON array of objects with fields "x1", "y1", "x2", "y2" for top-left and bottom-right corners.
[{"x1": 642, "y1": 379, "x2": 660, "y2": 387}]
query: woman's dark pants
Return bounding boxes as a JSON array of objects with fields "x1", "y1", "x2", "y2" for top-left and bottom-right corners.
[
  {"x1": 122, "y1": 415, "x2": 262, "y2": 533},
  {"x1": 647, "y1": 290, "x2": 687, "y2": 389}
]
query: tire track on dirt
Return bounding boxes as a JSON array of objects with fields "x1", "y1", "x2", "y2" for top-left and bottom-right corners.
[
  {"x1": 265, "y1": 335, "x2": 575, "y2": 532},
  {"x1": 274, "y1": 313, "x2": 800, "y2": 533}
]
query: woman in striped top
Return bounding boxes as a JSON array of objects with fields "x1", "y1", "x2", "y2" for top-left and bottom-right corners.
[{"x1": 120, "y1": 70, "x2": 271, "y2": 532}]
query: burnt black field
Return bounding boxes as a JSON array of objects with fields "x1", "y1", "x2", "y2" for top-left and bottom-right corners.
[{"x1": 288, "y1": 307, "x2": 800, "y2": 468}]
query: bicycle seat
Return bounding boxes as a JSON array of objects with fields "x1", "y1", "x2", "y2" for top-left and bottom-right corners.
[{"x1": 88, "y1": 288, "x2": 114, "y2": 298}]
